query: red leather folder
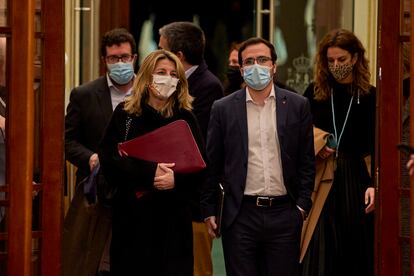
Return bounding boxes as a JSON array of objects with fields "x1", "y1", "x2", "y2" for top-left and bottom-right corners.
[{"x1": 118, "y1": 119, "x2": 206, "y2": 174}]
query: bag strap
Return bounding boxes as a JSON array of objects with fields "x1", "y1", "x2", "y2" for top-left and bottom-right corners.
[{"x1": 124, "y1": 116, "x2": 132, "y2": 141}]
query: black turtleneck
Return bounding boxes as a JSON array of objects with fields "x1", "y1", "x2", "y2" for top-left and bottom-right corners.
[{"x1": 303, "y1": 82, "x2": 376, "y2": 158}]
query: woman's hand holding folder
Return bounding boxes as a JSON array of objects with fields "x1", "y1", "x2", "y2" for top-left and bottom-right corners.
[{"x1": 154, "y1": 163, "x2": 175, "y2": 190}]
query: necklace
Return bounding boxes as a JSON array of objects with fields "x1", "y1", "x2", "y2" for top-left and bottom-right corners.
[{"x1": 330, "y1": 87, "x2": 354, "y2": 157}]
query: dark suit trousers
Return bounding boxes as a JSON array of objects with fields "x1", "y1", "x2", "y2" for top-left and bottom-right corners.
[{"x1": 222, "y1": 197, "x2": 303, "y2": 276}]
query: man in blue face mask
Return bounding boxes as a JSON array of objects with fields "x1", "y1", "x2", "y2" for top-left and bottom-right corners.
[
  {"x1": 66, "y1": 27, "x2": 137, "y2": 188},
  {"x1": 64, "y1": 27, "x2": 137, "y2": 276},
  {"x1": 201, "y1": 37, "x2": 315, "y2": 276}
]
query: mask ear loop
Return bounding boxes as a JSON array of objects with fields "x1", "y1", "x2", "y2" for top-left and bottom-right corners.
[
  {"x1": 351, "y1": 54, "x2": 360, "y2": 104},
  {"x1": 357, "y1": 89, "x2": 360, "y2": 104},
  {"x1": 350, "y1": 81, "x2": 360, "y2": 105},
  {"x1": 354, "y1": 84, "x2": 359, "y2": 105}
]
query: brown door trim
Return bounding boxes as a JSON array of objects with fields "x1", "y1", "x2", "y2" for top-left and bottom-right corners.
[
  {"x1": 39, "y1": 0, "x2": 65, "y2": 275},
  {"x1": 376, "y1": 0, "x2": 402, "y2": 275},
  {"x1": 8, "y1": 0, "x2": 35, "y2": 275}
]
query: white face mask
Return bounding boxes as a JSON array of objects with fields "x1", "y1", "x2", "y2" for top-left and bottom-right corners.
[{"x1": 152, "y1": 74, "x2": 179, "y2": 99}]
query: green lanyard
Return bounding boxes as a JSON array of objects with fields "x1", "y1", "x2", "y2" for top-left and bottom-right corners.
[{"x1": 331, "y1": 89, "x2": 353, "y2": 157}]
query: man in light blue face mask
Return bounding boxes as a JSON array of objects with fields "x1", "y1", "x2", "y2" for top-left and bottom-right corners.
[
  {"x1": 66, "y1": 27, "x2": 137, "y2": 185},
  {"x1": 201, "y1": 37, "x2": 315, "y2": 276},
  {"x1": 241, "y1": 55, "x2": 274, "y2": 91},
  {"x1": 64, "y1": 27, "x2": 137, "y2": 276},
  {"x1": 240, "y1": 43, "x2": 276, "y2": 92}
]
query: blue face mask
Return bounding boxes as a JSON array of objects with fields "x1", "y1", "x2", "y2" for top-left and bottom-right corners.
[
  {"x1": 243, "y1": 64, "x2": 272, "y2": 91},
  {"x1": 107, "y1": 62, "x2": 134, "y2": 85}
]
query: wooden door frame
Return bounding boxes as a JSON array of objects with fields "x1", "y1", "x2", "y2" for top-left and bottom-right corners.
[
  {"x1": 96, "y1": 1, "x2": 413, "y2": 274},
  {"x1": 40, "y1": 0, "x2": 64, "y2": 275},
  {"x1": 376, "y1": 0, "x2": 404, "y2": 275},
  {"x1": 8, "y1": 0, "x2": 64, "y2": 275},
  {"x1": 9, "y1": 0, "x2": 35, "y2": 274},
  {"x1": 98, "y1": 0, "x2": 412, "y2": 274}
]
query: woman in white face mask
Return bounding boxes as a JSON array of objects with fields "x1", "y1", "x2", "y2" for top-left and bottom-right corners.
[
  {"x1": 150, "y1": 72, "x2": 179, "y2": 100},
  {"x1": 98, "y1": 49, "x2": 207, "y2": 276}
]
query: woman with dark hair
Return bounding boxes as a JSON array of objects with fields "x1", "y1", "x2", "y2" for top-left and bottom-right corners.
[
  {"x1": 99, "y1": 49, "x2": 206, "y2": 276},
  {"x1": 301, "y1": 29, "x2": 375, "y2": 276}
]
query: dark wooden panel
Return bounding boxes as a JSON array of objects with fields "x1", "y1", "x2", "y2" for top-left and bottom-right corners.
[
  {"x1": 99, "y1": 0, "x2": 130, "y2": 34},
  {"x1": 99, "y1": 0, "x2": 130, "y2": 74},
  {"x1": 40, "y1": 0, "x2": 65, "y2": 275},
  {"x1": 8, "y1": 0, "x2": 35, "y2": 275},
  {"x1": 410, "y1": 1, "x2": 414, "y2": 274},
  {"x1": 377, "y1": 0, "x2": 402, "y2": 275}
]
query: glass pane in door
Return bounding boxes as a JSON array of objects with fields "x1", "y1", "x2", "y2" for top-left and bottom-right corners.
[
  {"x1": 33, "y1": 1, "x2": 42, "y2": 275},
  {"x1": 33, "y1": 38, "x2": 42, "y2": 276},
  {"x1": 400, "y1": 1, "x2": 410, "y2": 273},
  {"x1": 0, "y1": 0, "x2": 7, "y2": 26},
  {"x1": 269, "y1": 0, "x2": 354, "y2": 94},
  {"x1": 0, "y1": 34, "x2": 6, "y2": 276},
  {"x1": 35, "y1": 0, "x2": 41, "y2": 33}
]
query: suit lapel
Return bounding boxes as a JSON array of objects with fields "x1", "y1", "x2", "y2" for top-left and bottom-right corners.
[
  {"x1": 235, "y1": 89, "x2": 248, "y2": 158},
  {"x1": 187, "y1": 61, "x2": 207, "y2": 92},
  {"x1": 276, "y1": 87, "x2": 288, "y2": 147},
  {"x1": 95, "y1": 76, "x2": 113, "y2": 122}
]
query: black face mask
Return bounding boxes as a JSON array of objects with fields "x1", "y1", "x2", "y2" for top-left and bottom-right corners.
[{"x1": 225, "y1": 66, "x2": 244, "y2": 94}]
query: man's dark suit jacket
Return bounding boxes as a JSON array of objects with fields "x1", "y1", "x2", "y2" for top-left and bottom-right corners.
[
  {"x1": 201, "y1": 85, "x2": 315, "y2": 230},
  {"x1": 64, "y1": 76, "x2": 114, "y2": 276},
  {"x1": 65, "y1": 76, "x2": 113, "y2": 183},
  {"x1": 187, "y1": 60, "x2": 224, "y2": 140},
  {"x1": 187, "y1": 60, "x2": 224, "y2": 222}
]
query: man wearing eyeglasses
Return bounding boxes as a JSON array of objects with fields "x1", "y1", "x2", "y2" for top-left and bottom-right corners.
[
  {"x1": 64, "y1": 28, "x2": 137, "y2": 276},
  {"x1": 201, "y1": 37, "x2": 315, "y2": 276},
  {"x1": 66, "y1": 28, "x2": 137, "y2": 182}
]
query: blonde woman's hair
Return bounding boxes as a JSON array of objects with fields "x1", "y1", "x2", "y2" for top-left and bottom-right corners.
[
  {"x1": 124, "y1": 49, "x2": 193, "y2": 117},
  {"x1": 313, "y1": 29, "x2": 371, "y2": 101}
]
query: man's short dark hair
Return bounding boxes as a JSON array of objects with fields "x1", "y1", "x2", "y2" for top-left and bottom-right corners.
[
  {"x1": 238, "y1": 37, "x2": 278, "y2": 66},
  {"x1": 159, "y1": 22, "x2": 205, "y2": 65},
  {"x1": 100, "y1": 28, "x2": 137, "y2": 57}
]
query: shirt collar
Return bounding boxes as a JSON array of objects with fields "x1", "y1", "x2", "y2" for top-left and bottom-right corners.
[
  {"x1": 185, "y1": 65, "x2": 198, "y2": 79},
  {"x1": 245, "y1": 84, "x2": 276, "y2": 103},
  {"x1": 106, "y1": 74, "x2": 134, "y2": 95},
  {"x1": 106, "y1": 74, "x2": 115, "y2": 88}
]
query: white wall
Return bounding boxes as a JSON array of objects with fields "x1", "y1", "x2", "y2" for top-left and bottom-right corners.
[{"x1": 354, "y1": 0, "x2": 378, "y2": 86}]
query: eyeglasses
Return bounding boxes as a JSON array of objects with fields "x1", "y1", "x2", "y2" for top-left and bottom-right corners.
[
  {"x1": 242, "y1": 56, "x2": 272, "y2": 66},
  {"x1": 105, "y1": 54, "x2": 134, "y2": 64}
]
